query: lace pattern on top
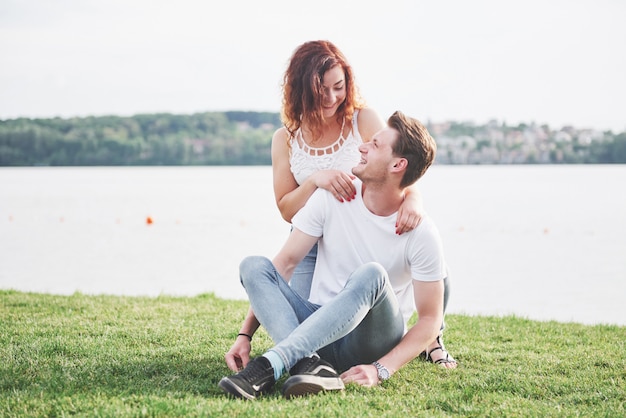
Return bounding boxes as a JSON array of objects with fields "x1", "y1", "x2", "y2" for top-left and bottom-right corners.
[
  {"x1": 289, "y1": 110, "x2": 363, "y2": 185},
  {"x1": 296, "y1": 117, "x2": 346, "y2": 157}
]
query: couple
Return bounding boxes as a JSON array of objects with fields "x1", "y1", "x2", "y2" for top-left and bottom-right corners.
[{"x1": 219, "y1": 110, "x2": 457, "y2": 400}]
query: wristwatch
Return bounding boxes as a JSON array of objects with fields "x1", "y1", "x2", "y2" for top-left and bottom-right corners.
[{"x1": 372, "y1": 361, "x2": 390, "y2": 381}]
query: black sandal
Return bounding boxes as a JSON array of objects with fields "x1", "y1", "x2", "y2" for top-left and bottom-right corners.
[{"x1": 422, "y1": 335, "x2": 457, "y2": 366}]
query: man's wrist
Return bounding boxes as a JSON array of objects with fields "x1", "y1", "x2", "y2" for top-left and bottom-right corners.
[
  {"x1": 237, "y1": 333, "x2": 252, "y2": 341},
  {"x1": 372, "y1": 361, "x2": 390, "y2": 381}
]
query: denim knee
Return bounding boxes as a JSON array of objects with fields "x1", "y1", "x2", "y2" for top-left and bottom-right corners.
[
  {"x1": 348, "y1": 262, "x2": 388, "y2": 295},
  {"x1": 239, "y1": 255, "x2": 273, "y2": 288}
]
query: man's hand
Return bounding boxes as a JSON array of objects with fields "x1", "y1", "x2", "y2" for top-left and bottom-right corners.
[
  {"x1": 340, "y1": 364, "x2": 380, "y2": 387},
  {"x1": 224, "y1": 337, "x2": 252, "y2": 372}
]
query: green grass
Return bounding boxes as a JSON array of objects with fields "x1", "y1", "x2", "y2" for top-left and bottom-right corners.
[{"x1": 1, "y1": 290, "x2": 624, "y2": 417}]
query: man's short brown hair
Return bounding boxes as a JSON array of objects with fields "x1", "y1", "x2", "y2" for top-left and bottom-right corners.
[{"x1": 388, "y1": 111, "x2": 437, "y2": 188}]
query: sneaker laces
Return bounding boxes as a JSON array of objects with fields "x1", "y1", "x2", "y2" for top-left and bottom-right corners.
[
  {"x1": 238, "y1": 357, "x2": 271, "y2": 380},
  {"x1": 289, "y1": 354, "x2": 338, "y2": 377}
]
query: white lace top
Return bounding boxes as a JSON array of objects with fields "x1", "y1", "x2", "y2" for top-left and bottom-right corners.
[{"x1": 289, "y1": 110, "x2": 363, "y2": 185}]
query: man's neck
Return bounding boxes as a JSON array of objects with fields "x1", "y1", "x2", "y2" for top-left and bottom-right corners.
[{"x1": 361, "y1": 182, "x2": 405, "y2": 217}]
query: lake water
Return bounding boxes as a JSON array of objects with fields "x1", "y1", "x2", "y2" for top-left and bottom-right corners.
[{"x1": 1, "y1": 165, "x2": 625, "y2": 327}]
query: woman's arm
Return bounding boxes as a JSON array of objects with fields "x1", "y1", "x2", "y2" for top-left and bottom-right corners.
[
  {"x1": 271, "y1": 127, "x2": 319, "y2": 223},
  {"x1": 355, "y1": 107, "x2": 385, "y2": 143},
  {"x1": 272, "y1": 127, "x2": 359, "y2": 223},
  {"x1": 396, "y1": 184, "x2": 425, "y2": 234}
]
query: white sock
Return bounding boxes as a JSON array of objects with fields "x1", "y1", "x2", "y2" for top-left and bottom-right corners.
[{"x1": 262, "y1": 350, "x2": 284, "y2": 381}]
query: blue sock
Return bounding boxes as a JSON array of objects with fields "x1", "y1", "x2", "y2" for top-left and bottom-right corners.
[{"x1": 262, "y1": 350, "x2": 284, "y2": 381}]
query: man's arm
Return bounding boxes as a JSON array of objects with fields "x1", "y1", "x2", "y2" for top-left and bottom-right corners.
[
  {"x1": 272, "y1": 227, "x2": 320, "y2": 280},
  {"x1": 224, "y1": 227, "x2": 319, "y2": 372},
  {"x1": 224, "y1": 306, "x2": 261, "y2": 371},
  {"x1": 340, "y1": 279, "x2": 444, "y2": 386}
]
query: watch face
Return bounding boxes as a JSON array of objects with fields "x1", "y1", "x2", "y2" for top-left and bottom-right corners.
[{"x1": 374, "y1": 362, "x2": 389, "y2": 380}]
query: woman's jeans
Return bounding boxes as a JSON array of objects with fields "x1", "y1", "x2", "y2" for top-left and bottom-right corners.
[
  {"x1": 239, "y1": 255, "x2": 405, "y2": 372},
  {"x1": 288, "y1": 239, "x2": 317, "y2": 300}
]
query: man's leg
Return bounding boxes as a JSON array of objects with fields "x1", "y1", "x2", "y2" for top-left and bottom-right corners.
[
  {"x1": 265, "y1": 262, "x2": 400, "y2": 368},
  {"x1": 280, "y1": 262, "x2": 404, "y2": 397},
  {"x1": 316, "y1": 267, "x2": 405, "y2": 372},
  {"x1": 239, "y1": 255, "x2": 318, "y2": 343},
  {"x1": 219, "y1": 256, "x2": 320, "y2": 400},
  {"x1": 222, "y1": 261, "x2": 400, "y2": 399}
]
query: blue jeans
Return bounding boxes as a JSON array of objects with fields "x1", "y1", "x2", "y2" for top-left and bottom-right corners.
[
  {"x1": 239, "y1": 255, "x2": 405, "y2": 373},
  {"x1": 290, "y1": 241, "x2": 452, "y2": 321},
  {"x1": 288, "y1": 238, "x2": 317, "y2": 300}
]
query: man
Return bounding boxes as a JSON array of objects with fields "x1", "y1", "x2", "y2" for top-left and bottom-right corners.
[{"x1": 219, "y1": 111, "x2": 456, "y2": 400}]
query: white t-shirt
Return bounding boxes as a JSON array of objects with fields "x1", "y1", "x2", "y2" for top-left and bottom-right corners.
[{"x1": 292, "y1": 179, "x2": 448, "y2": 326}]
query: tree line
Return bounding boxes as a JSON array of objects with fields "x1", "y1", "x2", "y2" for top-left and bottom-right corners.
[
  {"x1": 0, "y1": 111, "x2": 625, "y2": 166},
  {"x1": 0, "y1": 111, "x2": 279, "y2": 166}
]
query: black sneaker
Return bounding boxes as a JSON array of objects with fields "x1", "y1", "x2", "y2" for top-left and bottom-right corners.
[
  {"x1": 218, "y1": 357, "x2": 276, "y2": 400},
  {"x1": 282, "y1": 356, "x2": 345, "y2": 399}
]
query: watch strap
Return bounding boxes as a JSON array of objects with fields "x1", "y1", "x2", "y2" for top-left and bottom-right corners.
[{"x1": 372, "y1": 361, "x2": 390, "y2": 381}]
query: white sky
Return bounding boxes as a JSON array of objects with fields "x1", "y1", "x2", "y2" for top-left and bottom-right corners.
[{"x1": 1, "y1": 0, "x2": 625, "y2": 131}]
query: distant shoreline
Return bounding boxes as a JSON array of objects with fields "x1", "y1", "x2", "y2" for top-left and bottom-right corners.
[{"x1": 2, "y1": 111, "x2": 625, "y2": 166}]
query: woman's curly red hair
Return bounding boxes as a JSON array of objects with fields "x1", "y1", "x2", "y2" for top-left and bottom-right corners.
[{"x1": 281, "y1": 40, "x2": 364, "y2": 142}]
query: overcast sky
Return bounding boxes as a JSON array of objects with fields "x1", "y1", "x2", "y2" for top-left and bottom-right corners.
[{"x1": 1, "y1": 0, "x2": 624, "y2": 131}]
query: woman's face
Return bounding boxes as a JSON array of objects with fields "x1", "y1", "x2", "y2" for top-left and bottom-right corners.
[{"x1": 320, "y1": 65, "x2": 346, "y2": 119}]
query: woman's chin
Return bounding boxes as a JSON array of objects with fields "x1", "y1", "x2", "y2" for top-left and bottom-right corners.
[{"x1": 322, "y1": 107, "x2": 338, "y2": 118}]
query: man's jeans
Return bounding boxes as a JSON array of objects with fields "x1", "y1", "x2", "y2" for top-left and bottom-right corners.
[
  {"x1": 290, "y1": 244, "x2": 451, "y2": 310},
  {"x1": 239, "y1": 255, "x2": 405, "y2": 373}
]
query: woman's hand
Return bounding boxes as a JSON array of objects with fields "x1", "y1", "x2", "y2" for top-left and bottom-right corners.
[
  {"x1": 312, "y1": 170, "x2": 356, "y2": 202},
  {"x1": 396, "y1": 190, "x2": 424, "y2": 234},
  {"x1": 224, "y1": 336, "x2": 252, "y2": 372}
]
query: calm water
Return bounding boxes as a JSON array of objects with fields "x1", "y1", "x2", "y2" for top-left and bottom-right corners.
[{"x1": 1, "y1": 165, "x2": 625, "y2": 326}]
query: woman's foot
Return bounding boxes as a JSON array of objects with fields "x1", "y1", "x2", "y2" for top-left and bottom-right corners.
[{"x1": 423, "y1": 335, "x2": 457, "y2": 369}]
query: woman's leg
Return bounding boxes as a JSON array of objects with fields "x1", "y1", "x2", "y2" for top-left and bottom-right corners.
[
  {"x1": 288, "y1": 242, "x2": 317, "y2": 300},
  {"x1": 425, "y1": 275, "x2": 457, "y2": 367}
]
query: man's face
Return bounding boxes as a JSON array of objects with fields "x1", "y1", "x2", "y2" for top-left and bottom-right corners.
[{"x1": 352, "y1": 127, "x2": 399, "y2": 183}]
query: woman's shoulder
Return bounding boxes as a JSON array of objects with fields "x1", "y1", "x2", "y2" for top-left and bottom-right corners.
[
  {"x1": 355, "y1": 107, "x2": 384, "y2": 123},
  {"x1": 272, "y1": 126, "x2": 290, "y2": 144},
  {"x1": 271, "y1": 126, "x2": 291, "y2": 159}
]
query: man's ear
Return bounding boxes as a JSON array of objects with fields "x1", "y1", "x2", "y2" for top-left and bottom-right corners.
[{"x1": 392, "y1": 158, "x2": 408, "y2": 172}]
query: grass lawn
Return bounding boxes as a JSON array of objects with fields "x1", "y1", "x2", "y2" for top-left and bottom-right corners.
[{"x1": 1, "y1": 290, "x2": 624, "y2": 417}]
